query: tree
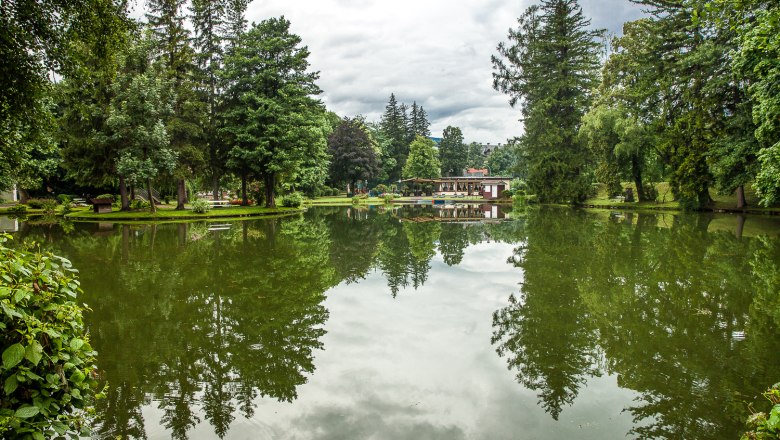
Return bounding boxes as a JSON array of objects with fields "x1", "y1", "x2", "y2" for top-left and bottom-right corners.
[
  {"x1": 328, "y1": 117, "x2": 380, "y2": 194},
  {"x1": 0, "y1": 0, "x2": 128, "y2": 195},
  {"x1": 147, "y1": 0, "x2": 205, "y2": 210},
  {"x1": 493, "y1": 0, "x2": 603, "y2": 203},
  {"x1": 408, "y1": 101, "x2": 431, "y2": 141},
  {"x1": 221, "y1": 17, "x2": 324, "y2": 207},
  {"x1": 439, "y1": 126, "x2": 467, "y2": 176},
  {"x1": 466, "y1": 142, "x2": 485, "y2": 169},
  {"x1": 191, "y1": 0, "x2": 226, "y2": 200},
  {"x1": 380, "y1": 94, "x2": 409, "y2": 181},
  {"x1": 402, "y1": 135, "x2": 441, "y2": 179},
  {"x1": 108, "y1": 33, "x2": 178, "y2": 214},
  {"x1": 729, "y1": 2, "x2": 780, "y2": 206},
  {"x1": 486, "y1": 144, "x2": 516, "y2": 177}
]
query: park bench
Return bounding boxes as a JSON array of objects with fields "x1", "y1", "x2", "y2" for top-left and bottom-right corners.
[{"x1": 208, "y1": 200, "x2": 231, "y2": 208}]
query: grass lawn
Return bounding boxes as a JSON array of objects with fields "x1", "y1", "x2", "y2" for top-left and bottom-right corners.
[
  {"x1": 583, "y1": 182, "x2": 780, "y2": 213},
  {"x1": 306, "y1": 195, "x2": 502, "y2": 205},
  {"x1": 64, "y1": 204, "x2": 303, "y2": 221}
]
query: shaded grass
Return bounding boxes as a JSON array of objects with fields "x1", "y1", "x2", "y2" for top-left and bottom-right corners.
[{"x1": 64, "y1": 205, "x2": 303, "y2": 221}]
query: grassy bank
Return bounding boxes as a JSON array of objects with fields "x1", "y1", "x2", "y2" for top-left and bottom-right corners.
[{"x1": 63, "y1": 205, "x2": 304, "y2": 221}]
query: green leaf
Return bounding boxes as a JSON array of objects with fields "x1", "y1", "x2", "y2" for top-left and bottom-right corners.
[
  {"x1": 52, "y1": 421, "x2": 67, "y2": 434},
  {"x1": 32, "y1": 432, "x2": 44, "y2": 440},
  {"x1": 767, "y1": 404, "x2": 780, "y2": 430},
  {"x1": 1, "y1": 302, "x2": 22, "y2": 318},
  {"x1": 70, "y1": 370, "x2": 85, "y2": 384},
  {"x1": 3, "y1": 343, "x2": 25, "y2": 369},
  {"x1": 25, "y1": 341, "x2": 43, "y2": 366},
  {"x1": 4, "y1": 375, "x2": 18, "y2": 394},
  {"x1": 14, "y1": 406, "x2": 40, "y2": 418},
  {"x1": 69, "y1": 338, "x2": 84, "y2": 351}
]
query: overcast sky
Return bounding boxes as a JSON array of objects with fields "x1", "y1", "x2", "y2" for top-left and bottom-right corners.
[{"x1": 244, "y1": 0, "x2": 647, "y2": 144}]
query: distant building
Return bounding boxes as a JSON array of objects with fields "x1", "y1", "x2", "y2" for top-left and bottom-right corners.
[
  {"x1": 464, "y1": 168, "x2": 489, "y2": 177},
  {"x1": 481, "y1": 143, "x2": 503, "y2": 156},
  {"x1": 0, "y1": 184, "x2": 18, "y2": 203},
  {"x1": 429, "y1": 137, "x2": 442, "y2": 145}
]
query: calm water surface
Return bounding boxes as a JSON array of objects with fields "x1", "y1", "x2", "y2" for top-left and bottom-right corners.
[{"x1": 6, "y1": 206, "x2": 780, "y2": 439}]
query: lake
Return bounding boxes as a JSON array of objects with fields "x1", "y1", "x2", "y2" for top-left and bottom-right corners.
[{"x1": 5, "y1": 205, "x2": 780, "y2": 439}]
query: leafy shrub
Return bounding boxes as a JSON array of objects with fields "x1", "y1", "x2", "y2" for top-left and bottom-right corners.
[
  {"x1": 280, "y1": 192, "x2": 303, "y2": 208},
  {"x1": 502, "y1": 189, "x2": 514, "y2": 199},
  {"x1": 24, "y1": 198, "x2": 55, "y2": 209},
  {"x1": 190, "y1": 198, "x2": 211, "y2": 214},
  {"x1": 741, "y1": 383, "x2": 780, "y2": 440},
  {"x1": 61, "y1": 202, "x2": 74, "y2": 216},
  {"x1": 129, "y1": 199, "x2": 150, "y2": 210},
  {"x1": 41, "y1": 199, "x2": 58, "y2": 215},
  {"x1": 0, "y1": 234, "x2": 102, "y2": 438},
  {"x1": 330, "y1": 188, "x2": 341, "y2": 197},
  {"x1": 383, "y1": 194, "x2": 395, "y2": 204},
  {"x1": 94, "y1": 194, "x2": 114, "y2": 202},
  {"x1": 513, "y1": 193, "x2": 538, "y2": 205},
  {"x1": 7, "y1": 205, "x2": 28, "y2": 216},
  {"x1": 351, "y1": 196, "x2": 361, "y2": 205},
  {"x1": 373, "y1": 184, "x2": 390, "y2": 195},
  {"x1": 642, "y1": 183, "x2": 659, "y2": 202},
  {"x1": 56, "y1": 194, "x2": 72, "y2": 204}
]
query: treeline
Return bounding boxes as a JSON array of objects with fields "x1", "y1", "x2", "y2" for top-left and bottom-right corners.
[{"x1": 493, "y1": 0, "x2": 780, "y2": 209}]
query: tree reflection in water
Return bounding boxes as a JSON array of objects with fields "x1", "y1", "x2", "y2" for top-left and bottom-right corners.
[{"x1": 8, "y1": 205, "x2": 780, "y2": 439}]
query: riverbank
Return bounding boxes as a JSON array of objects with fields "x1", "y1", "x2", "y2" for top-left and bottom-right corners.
[{"x1": 61, "y1": 205, "x2": 305, "y2": 222}]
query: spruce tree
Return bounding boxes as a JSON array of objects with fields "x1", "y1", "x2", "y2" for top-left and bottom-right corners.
[
  {"x1": 380, "y1": 94, "x2": 409, "y2": 181},
  {"x1": 146, "y1": 0, "x2": 204, "y2": 209},
  {"x1": 493, "y1": 0, "x2": 603, "y2": 204}
]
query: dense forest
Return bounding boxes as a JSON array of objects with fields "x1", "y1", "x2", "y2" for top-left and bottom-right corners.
[{"x1": 1, "y1": 0, "x2": 778, "y2": 210}]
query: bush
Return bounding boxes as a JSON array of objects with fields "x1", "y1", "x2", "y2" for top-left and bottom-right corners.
[
  {"x1": 383, "y1": 194, "x2": 395, "y2": 204},
  {"x1": 0, "y1": 234, "x2": 102, "y2": 438},
  {"x1": 94, "y1": 194, "x2": 114, "y2": 202},
  {"x1": 642, "y1": 183, "x2": 659, "y2": 202},
  {"x1": 373, "y1": 184, "x2": 390, "y2": 195},
  {"x1": 351, "y1": 196, "x2": 361, "y2": 205},
  {"x1": 502, "y1": 189, "x2": 514, "y2": 199},
  {"x1": 280, "y1": 192, "x2": 303, "y2": 208},
  {"x1": 129, "y1": 199, "x2": 150, "y2": 210},
  {"x1": 24, "y1": 198, "x2": 55, "y2": 210},
  {"x1": 190, "y1": 198, "x2": 211, "y2": 214},
  {"x1": 7, "y1": 205, "x2": 28, "y2": 216},
  {"x1": 741, "y1": 383, "x2": 780, "y2": 440},
  {"x1": 61, "y1": 202, "x2": 74, "y2": 216},
  {"x1": 56, "y1": 194, "x2": 72, "y2": 204},
  {"x1": 40, "y1": 199, "x2": 58, "y2": 216}
]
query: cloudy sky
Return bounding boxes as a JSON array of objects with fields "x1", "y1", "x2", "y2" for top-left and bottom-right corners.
[{"x1": 244, "y1": 0, "x2": 647, "y2": 144}]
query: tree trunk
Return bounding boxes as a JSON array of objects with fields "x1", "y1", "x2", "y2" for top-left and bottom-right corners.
[
  {"x1": 264, "y1": 174, "x2": 276, "y2": 208},
  {"x1": 119, "y1": 176, "x2": 130, "y2": 211},
  {"x1": 212, "y1": 173, "x2": 219, "y2": 201},
  {"x1": 130, "y1": 186, "x2": 135, "y2": 202},
  {"x1": 632, "y1": 156, "x2": 646, "y2": 202},
  {"x1": 735, "y1": 214, "x2": 745, "y2": 240},
  {"x1": 241, "y1": 174, "x2": 248, "y2": 206},
  {"x1": 19, "y1": 188, "x2": 30, "y2": 204},
  {"x1": 146, "y1": 178, "x2": 156, "y2": 214},
  {"x1": 121, "y1": 224, "x2": 130, "y2": 262},
  {"x1": 736, "y1": 185, "x2": 746, "y2": 209},
  {"x1": 176, "y1": 178, "x2": 186, "y2": 210},
  {"x1": 178, "y1": 223, "x2": 188, "y2": 247}
]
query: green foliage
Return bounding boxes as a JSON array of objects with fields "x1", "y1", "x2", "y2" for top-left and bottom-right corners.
[
  {"x1": 486, "y1": 144, "x2": 516, "y2": 177},
  {"x1": 7, "y1": 205, "x2": 28, "y2": 217},
  {"x1": 402, "y1": 136, "x2": 441, "y2": 179},
  {"x1": 55, "y1": 195, "x2": 71, "y2": 205},
  {"x1": 351, "y1": 196, "x2": 362, "y2": 205},
  {"x1": 439, "y1": 126, "x2": 467, "y2": 176},
  {"x1": 493, "y1": 0, "x2": 603, "y2": 204},
  {"x1": 382, "y1": 194, "x2": 395, "y2": 204},
  {"x1": 94, "y1": 194, "x2": 115, "y2": 202},
  {"x1": 0, "y1": 234, "x2": 102, "y2": 438},
  {"x1": 280, "y1": 192, "x2": 304, "y2": 208},
  {"x1": 741, "y1": 383, "x2": 780, "y2": 440},
  {"x1": 221, "y1": 17, "x2": 325, "y2": 208},
  {"x1": 129, "y1": 199, "x2": 150, "y2": 210},
  {"x1": 328, "y1": 117, "x2": 380, "y2": 190},
  {"x1": 190, "y1": 198, "x2": 211, "y2": 214},
  {"x1": 24, "y1": 199, "x2": 54, "y2": 210}
]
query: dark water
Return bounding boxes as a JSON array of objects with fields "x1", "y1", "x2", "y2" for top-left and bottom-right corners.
[{"x1": 5, "y1": 206, "x2": 780, "y2": 439}]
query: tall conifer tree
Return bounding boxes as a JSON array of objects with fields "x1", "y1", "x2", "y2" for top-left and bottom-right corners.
[{"x1": 493, "y1": 0, "x2": 603, "y2": 203}]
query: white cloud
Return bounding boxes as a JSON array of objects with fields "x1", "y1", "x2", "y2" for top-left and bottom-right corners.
[{"x1": 245, "y1": 0, "x2": 645, "y2": 144}]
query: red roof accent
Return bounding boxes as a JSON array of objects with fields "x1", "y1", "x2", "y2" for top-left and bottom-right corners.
[{"x1": 466, "y1": 168, "x2": 489, "y2": 175}]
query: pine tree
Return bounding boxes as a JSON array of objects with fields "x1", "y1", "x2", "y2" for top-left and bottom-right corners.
[
  {"x1": 493, "y1": 0, "x2": 603, "y2": 204},
  {"x1": 380, "y1": 94, "x2": 409, "y2": 181},
  {"x1": 191, "y1": 0, "x2": 226, "y2": 199},
  {"x1": 146, "y1": 0, "x2": 204, "y2": 209}
]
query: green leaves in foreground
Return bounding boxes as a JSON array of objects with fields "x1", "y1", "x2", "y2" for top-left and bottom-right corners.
[
  {"x1": 742, "y1": 383, "x2": 780, "y2": 439},
  {"x1": 0, "y1": 233, "x2": 102, "y2": 438}
]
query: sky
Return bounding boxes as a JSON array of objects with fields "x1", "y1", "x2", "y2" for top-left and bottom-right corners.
[{"x1": 244, "y1": 0, "x2": 648, "y2": 144}]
